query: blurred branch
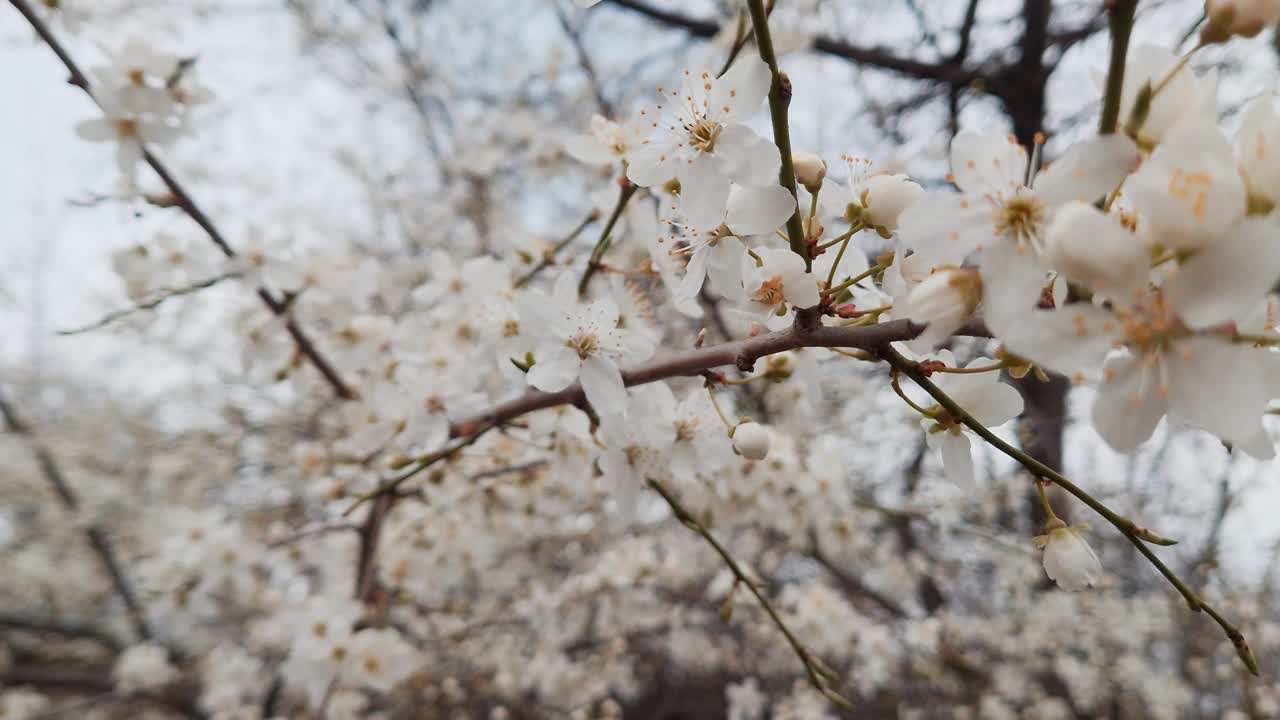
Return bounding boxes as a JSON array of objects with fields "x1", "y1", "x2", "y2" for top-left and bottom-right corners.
[
  {"x1": 553, "y1": 0, "x2": 613, "y2": 116},
  {"x1": 57, "y1": 271, "x2": 241, "y2": 336},
  {"x1": 9, "y1": 0, "x2": 357, "y2": 401},
  {"x1": 0, "y1": 388, "x2": 153, "y2": 643},
  {"x1": 649, "y1": 478, "x2": 854, "y2": 709},
  {"x1": 0, "y1": 611, "x2": 123, "y2": 651}
]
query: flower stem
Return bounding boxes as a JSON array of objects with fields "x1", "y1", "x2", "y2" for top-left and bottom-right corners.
[
  {"x1": 578, "y1": 178, "x2": 639, "y2": 297},
  {"x1": 1099, "y1": 0, "x2": 1139, "y2": 134},
  {"x1": 647, "y1": 478, "x2": 853, "y2": 709},
  {"x1": 746, "y1": 0, "x2": 809, "y2": 269},
  {"x1": 881, "y1": 346, "x2": 1257, "y2": 676}
]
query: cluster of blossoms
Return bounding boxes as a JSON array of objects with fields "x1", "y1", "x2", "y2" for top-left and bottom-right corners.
[
  {"x1": 9, "y1": 0, "x2": 1280, "y2": 717},
  {"x1": 75, "y1": 38, "x2": 211, "y2": 184}
]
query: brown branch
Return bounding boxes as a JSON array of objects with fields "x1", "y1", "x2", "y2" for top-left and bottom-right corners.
[
  {"x1": 0, "y1": 388, "x2": 153, "y2": 643},
  {"x1": 448, "y1": 317, "x2": 987, "y2": 440},
  {"x1": 9, "y1": 0, "x2": 356, "y2": 401},
  {"x1": 0, "y1": 611, "x2": 123, "y2": 651}
]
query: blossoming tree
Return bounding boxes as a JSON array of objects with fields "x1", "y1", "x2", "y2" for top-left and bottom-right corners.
[{"x1": 4, "y1": 0, "x2": 1280, "y2": 717}]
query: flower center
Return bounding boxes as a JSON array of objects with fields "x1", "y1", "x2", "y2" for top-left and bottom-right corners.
[
  {"x1": 685, "y1": 117, "x2": 722, "y2": 153},
  {"x1": 567, "y1": 332, "x2": 599, "y2": 359},
  {"x1": 752, "y1": 276, "x2": 786, "y2": 306},
  {"x1": 112, "y1": 118, "x2": 140, "y2": 138},
  {"x1": 993, "y1": 194, "x2": 1046, "y2": 251},
  {"x1": 674, "y1": 418, "x2": 698, "y2": 441}
]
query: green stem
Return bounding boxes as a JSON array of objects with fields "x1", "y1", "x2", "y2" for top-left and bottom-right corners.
[
  {"x1": 881, "y1": 346, "x2": 1257, "y2": 676},
  {"x1": 578, "y1": 181, "x2": 639, "y2": 297},
  {"x1": 514, "y1": 210, "x2": 599, "y2": 288},
  {"x1": 648, "y1": 479, "x2": 853, "y2": 709},
  {"x1": 1099, "y1": 0, "x2": 1139, "y2": 134},
  {"x1": 746, "y1": 0, "x2": 808, "y2": 269}
]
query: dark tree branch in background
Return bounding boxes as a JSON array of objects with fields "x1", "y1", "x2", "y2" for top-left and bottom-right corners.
[
  {"x1": 9, "y1": 0, "x2": 357, "y2": 401},
  {"x1": 0, "y1": 389, "x2": 152, "y2": 643},
  {"x1": 554, "y1": 0, "x2": 614, "y2": 117},
  {"x1": 0, "y1": 611, "x2": 123, "y2": 652}
]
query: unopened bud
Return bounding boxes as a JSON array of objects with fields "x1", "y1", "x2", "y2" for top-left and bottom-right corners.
[
  {"x1": 792, "y1": 151, "x2": 827, "y2": 193},
  {"x1": 1202, "y1": 0, "x2": 1280, "y2": 43},
  {"x1": 906, "y1": 267, "x2": 981, "y2": 349},
  {"x1": 731, "y1": 421, "x2": 771, "y2": 460},
  {"x1": 862, "y1": 173, "x2": 923, "y2": 232}
]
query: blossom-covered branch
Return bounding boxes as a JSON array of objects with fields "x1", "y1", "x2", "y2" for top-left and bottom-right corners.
[{"x1": 10, "y1": 0, "x2": 356, "y2": 401}]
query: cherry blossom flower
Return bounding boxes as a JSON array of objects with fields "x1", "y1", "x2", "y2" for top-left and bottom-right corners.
[
  {"x1": 113, "y1": 643, "x2": 179, "y2": 694},
  {"x1": 523, "y1": 274, "x2": 655, "y2": 412},
  {"x1": 598, "y1": 384, "x2": 677, "y2": 517},
  {"x1": 1126, "y1": 120, "x2": 1246, "y2": 250},
  {"x1": 898, "y1": 131, "x2": 1139, "y2": 268},
  {"x1": 740, "y1": 248, "x2": 820, "y2": 325},
  {"x1": 75, "y1": 91, "x2": 181, "y2": 182},
  {"x1": 341, "y1": 628, "x2": 419, "y2": 691},
  {"x1": 664, "y1": 183, "x2": 796, "y2": 302},
  {"x1": 1033, "y1": 519, "x2": 1103, "y2": 592},
  {"x1": 565, "y1": 114, "x2": 646, "y2": 166},
  {"x1": 1000, "y1": 215, "x2": 1280, "y2": 455},
  {"x1": 917, "y1": 351, "x2": 1024, "y2": 487},
  {"x1": 627, "y1": 57, "x2": 779, "y2": 228}
]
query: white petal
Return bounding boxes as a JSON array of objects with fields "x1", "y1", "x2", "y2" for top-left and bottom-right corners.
[
  {"x1": 897, "y1": 193, "x2": 991, "y2": 266},
  {"x1": 1091, "y1": 353, "x2": 1166, "y2": 450},
  {"x1": 999, "y1": 304, "x2": 1121, "y2": 375},
  {"x1": 725, "y1": 184, "x2": 796, "y2": 236},
  {"x1": 1166, "y1": 338, "x2": 1268, "y2": 446},
  {"x1": 527, "y1": 346, "x2": 581, "y2": 392},
  {"x1": 564, "y1": 133, "x2": 613, "y2": 165},
  {"x1": 1163, "y1": 217, "x2": 1280, "y2": 328},
  {"x1": 950, "y1": 132, "x2": 1028, "y2": 196},
  {"x1": 580, "y1": 355, "x2": 628, "y2": 414},
  {"x1": 706, "y1": 235, "x2": 748, "y2": 302},
  {"x1": 1042, "y1": 528, "x2": 1102, "y2": 591},
  {"x1": 938, "y1": 432, "x2": 975, "y2": 488},
  {"x1": 1034, "y1": 134, "x2": 1140, "y2": 207},
  {"x1": 714, "y1": 124, "x2": 781, "y2": 186},
  {"x1": 711, "y1": 56, "x2": 771, "y2": 122},
  {"x1": 627, "y1": 142, "x2": 678, "y2": 187},
  {"x1": 679, "y1": 154, "x2": 731, "y2": 230}
]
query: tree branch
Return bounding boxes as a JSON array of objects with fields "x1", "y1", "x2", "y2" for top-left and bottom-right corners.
[
  {"x1": 746, "y1": 0, "x2": 807, "y2": 267},
  {"x1": 0, "y1": 388, "x2": 153, "y2": 643},
  {"x1": 9, "y1": 0, "x2": 356, "y2": 401}
]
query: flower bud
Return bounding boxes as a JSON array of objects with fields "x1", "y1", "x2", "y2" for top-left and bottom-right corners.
[
  {"x1": 1203, "y1": 0, "x2": 1280, "y2": 43},
  {"x1": 1042, "y1": 201, "x2": 1147, "y2": 301},
  {"x1": 731, "y1": 421, "x2": 771, "y2": 460},
  {"x1": 862, "y1": 173, "x2": 923, "y2": 232},
  {"x1": 792, "y1": 152, "x2": 827, "y2": 193},
  {"x1": 1032, "y1": 520, "x2": 1103, "y2": 592},
  {"x1": 906, "y1": 267, "x2": 981, "y2": 349}
]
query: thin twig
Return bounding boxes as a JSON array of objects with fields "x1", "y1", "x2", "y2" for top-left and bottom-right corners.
[
  {"x1": 0, "y1": 388, "x2": 152, "y2": 643},
  {"x1": 648, "y1": 478, "x2": 854, "y2": 709},
  {"x1": 514, "y1": 210, "x2": 599, "y2": 288},
  {"x1": 578, "y1": 179, "x2": 638, "y2": 296},
  {"x1": 880, "y1": 347, "x2": 1258, "y2": 676},
  {"x1": 57, "y1": 271, "x2": 241, "y2": 335},
  {"x1": 746, "y1": 0, "x2": 808, "y2": 268},
  {"x1": 9, "y1": 0, "x2": 355, "y2": 400}
]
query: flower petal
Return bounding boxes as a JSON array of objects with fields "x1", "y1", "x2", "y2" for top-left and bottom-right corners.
[{"x1": 1091, "y1": 352, "x2": 1167, "y2": 450}]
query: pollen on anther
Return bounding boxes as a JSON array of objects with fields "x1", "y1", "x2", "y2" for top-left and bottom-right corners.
[{"x1": 966, "y1": 160, "x2": 976, "y2": 169}]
